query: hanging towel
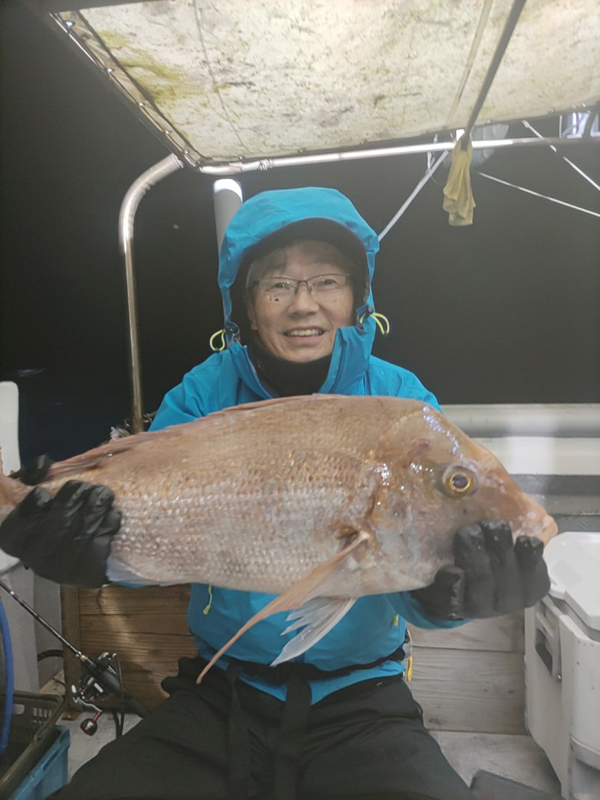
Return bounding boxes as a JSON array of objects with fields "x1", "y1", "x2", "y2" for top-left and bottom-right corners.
[{"x1": 443, "y1": 137, "x2": 475, "y2": 226}]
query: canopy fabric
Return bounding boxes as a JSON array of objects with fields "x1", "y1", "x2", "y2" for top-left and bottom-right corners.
[{"x1": 52, "y1": 0, "x2": 600, "y2": 167}]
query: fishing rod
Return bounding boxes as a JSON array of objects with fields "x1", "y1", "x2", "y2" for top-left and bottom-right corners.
[{"x1": 0, "y1": 577, "x2": 147, "y2": 735}]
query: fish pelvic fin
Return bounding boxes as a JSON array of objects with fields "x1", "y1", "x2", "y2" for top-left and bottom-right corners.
[
  {"x1": 196, "y1": 530, "x2": 373, "y2": 683},
  {"x1": 271, "y1": 596, "x2": 357, "y2": 667}
]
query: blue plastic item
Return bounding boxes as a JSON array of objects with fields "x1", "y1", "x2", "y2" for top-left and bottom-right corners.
[
  {"x1": 7, "y1": 727, "x2": 69, "y2": 800},
  {"x1": 0, "y1": 599, "x2": 14, "y2": 756}
]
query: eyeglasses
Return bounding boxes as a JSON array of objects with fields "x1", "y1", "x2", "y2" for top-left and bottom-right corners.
[{"x1": 252, "y1": 273, "x2": 351, "y2": 301}]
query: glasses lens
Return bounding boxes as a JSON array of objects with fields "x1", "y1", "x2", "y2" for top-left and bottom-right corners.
[
  {"x1": 259, "y1": 278, "x2": 295, "y2": 299},
  {"x1": 309, "y1": 274, "x2": 349, "y2": 293}
]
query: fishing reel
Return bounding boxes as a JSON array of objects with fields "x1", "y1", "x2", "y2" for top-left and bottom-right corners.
[
  {"x1": 71, "y1": 650, "x2": 147, "y2": 736},
  {"x1": 71, "y1": 651, "x2": 120, "y2": 736}
]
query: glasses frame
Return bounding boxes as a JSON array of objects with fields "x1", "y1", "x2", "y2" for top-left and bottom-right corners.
[{"x1": 251, "y1": 273, "x2": 352, "y2": 300}]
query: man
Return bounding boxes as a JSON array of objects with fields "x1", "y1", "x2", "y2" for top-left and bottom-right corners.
[{"x1": 0, "y1": 187, "x2": 549, "y2": 800}]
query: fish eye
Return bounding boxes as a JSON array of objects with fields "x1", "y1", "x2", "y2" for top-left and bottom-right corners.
[{"x1": 442, "y1": 466, "x2": 476, "y2": 496}]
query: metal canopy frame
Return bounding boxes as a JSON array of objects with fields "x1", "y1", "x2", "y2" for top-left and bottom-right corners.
[{"x1": 195, "y1": 134, "x2": 600, "y2": 175}]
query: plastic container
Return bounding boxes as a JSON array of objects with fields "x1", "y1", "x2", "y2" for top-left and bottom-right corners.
[
  {"x1": 525, "y1": 532, "x2": 600, "y2": 800},
  {"x1": 7, "y1": 727, "x2": 69, "y2": 800},
  {"x1": 0, "y1": 693, "x2": 65, "y2": 800}
]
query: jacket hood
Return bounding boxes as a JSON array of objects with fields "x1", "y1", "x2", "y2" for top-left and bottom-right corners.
[{"x1": 217, "y1": 186, "x2": 382, "y2": 396}]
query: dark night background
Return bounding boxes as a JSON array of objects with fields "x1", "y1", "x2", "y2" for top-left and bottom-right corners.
[{"x1": 1, "y1": 1, "x2": 599, "y2": 464}]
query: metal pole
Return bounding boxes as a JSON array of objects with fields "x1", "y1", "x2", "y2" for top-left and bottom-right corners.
[
  {"x1": 378, "y1": 151, "x2": 449, "y2": 241},
  {"x1": 522, "y1": 120, "x2": 600, "y2": 193},
  {"x1": 213, "y1": 179, "x2": 243, "y2": 255},
  {"x1": 118, "y1": 154, "x2": 183, "y2": 433},
  {"x1": 198, "y1": 136, "x2": 600, "y2": 176},
  {"x1": 460, "y1": 0, "x2": 527, "y2": 147}
]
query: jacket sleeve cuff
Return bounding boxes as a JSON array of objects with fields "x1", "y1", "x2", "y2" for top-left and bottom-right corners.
[{"x1": 390, "y1": 591, "x2": 470, "y2": 630}]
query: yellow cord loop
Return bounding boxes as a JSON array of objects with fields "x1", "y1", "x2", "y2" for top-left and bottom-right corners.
[
  {"x1": 202, "y1": 585, "x2": 214, "y2": 615},
  {"x1": 209, "y1": 329, "x2": 227, "y2": 352},
  {"x1": 373, "y1": 312, "x2": 390, "y2": 336},
  {"x1": 403, "y1": 625, "x2": 414, "y2": 681},
  {"x1": 359, "y1": 312, "x2": 390, "y2": 336}
]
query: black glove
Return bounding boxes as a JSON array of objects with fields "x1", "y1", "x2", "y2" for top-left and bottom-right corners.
[
  {"x1": 0, "y1": 481, "x2": 121, "y2": 588},
  {"x1": 9, "y1": 455, "x2": 54, "y2": 485},
  {"x1": 412, "y1": 520, "x2": 550, "y2": 620}
]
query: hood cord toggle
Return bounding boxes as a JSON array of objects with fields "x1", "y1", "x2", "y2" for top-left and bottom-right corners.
[
  {"x1": 209, "y1": 329, "x2": 227, "y2": 352},
  {"x1": 358, "y1": 310, "x2": 390, "y2": 336},
  {"x1": 209, "y1": 321, "x2": 240, "y2": 352}
]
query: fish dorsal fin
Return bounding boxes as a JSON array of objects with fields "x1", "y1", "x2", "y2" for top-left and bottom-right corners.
[
  {"x1": 198, "y1": 393, "x2": 340, "y2": 421},
  {"x1": 196, "y1": 530, "x2": 373, "y2": 683},
  {"x1": 43, "y1": 432, "x2": 164, "y2": 481},
  {"x1": 43, "y1": 396, "x2": 342, "y2": 482}
]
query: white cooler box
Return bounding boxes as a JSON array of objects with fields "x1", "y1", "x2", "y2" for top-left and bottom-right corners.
[{"x1": 525, "y1": 532, "x2": 600, "y2": 800}]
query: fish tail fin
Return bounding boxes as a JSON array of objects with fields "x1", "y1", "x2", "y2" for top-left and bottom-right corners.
[{"x1": 0, "y1": 457, "x2": 26, "y2": 523}]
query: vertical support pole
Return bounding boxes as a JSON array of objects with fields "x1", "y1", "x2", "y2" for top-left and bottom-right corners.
[
  {"x1": 213, "y1": 179, "x2": 243, "y2": 254},
  {"x1": 118, "y1": 154, "x2": 183, "y2": 433}
]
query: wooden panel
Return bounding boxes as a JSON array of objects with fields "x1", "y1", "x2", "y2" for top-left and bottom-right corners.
[
  {"x1": 408, "y1": 648, "x2": 525, "y2": 734},
  {"x1": 80, "y1": 614, "x2": 192, "y2": 637},
  {"x1": 77, "y1": 630, "x2": 197, "y2": 663},
  {"x1": 61, "y1": 584, "x2": 195, "y2": 711},
  {"x1": 77, "y1": 584, "x2": 192, "y2": 615},
  {"x1": 409, "y1": 614, "x2": 524, "y2": 653}
]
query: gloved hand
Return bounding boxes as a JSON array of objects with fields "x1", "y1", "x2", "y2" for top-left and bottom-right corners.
[
  {"x1": 0, "y1": 481, "x2": 121, "y2": 588},
  {"x1": 411, "y1": 520, "x2": 550, "y2": 620}
]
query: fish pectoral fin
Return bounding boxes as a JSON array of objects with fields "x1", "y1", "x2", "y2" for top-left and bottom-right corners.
[
  {"x1": 196, "y1": 530, "x2": 372, "y2": 683},
  {"x1": 105, "y1": 556, "x2": 173, "y2": 586},
  {"x1": 271, "y1": 596, "x2": 357, "y2": 667}
]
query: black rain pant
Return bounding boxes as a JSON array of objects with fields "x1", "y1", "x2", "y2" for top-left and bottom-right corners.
[{"x1": 51, "y1": 657, "x2": 475, "y2": 800}]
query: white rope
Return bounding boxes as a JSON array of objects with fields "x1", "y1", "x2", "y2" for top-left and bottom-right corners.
[
  {"x1": 446, "y1": 0, "x2": 494, "y2": 127},
  {"x1": 378, "y1": 151, "x2": 449, "y2": 241},
  {"x1": 479, "y1": 172, "x2": 600, "y2": 218},
  {"x1": 522, "y1": 120, "x2": 600, "y2": 193}
]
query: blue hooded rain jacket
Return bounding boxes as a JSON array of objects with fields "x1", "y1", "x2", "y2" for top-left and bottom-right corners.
[{"x1": 150, "y1": 187, "x2": 463, "y2": 703}]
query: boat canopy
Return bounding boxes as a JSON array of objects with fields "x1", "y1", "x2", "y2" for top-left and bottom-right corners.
[{"x1": 39, "y1": 0, "x2": 599, "y2": 168}]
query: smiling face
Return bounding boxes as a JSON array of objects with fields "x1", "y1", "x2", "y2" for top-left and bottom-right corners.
[{"x1": 246, "y1": 240, "x2": 356, "y2": 363}]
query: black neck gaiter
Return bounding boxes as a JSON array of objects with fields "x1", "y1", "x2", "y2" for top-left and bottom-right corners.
[{"x1": 248, "y1": 335, "x2": 332, "y2": 397}]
